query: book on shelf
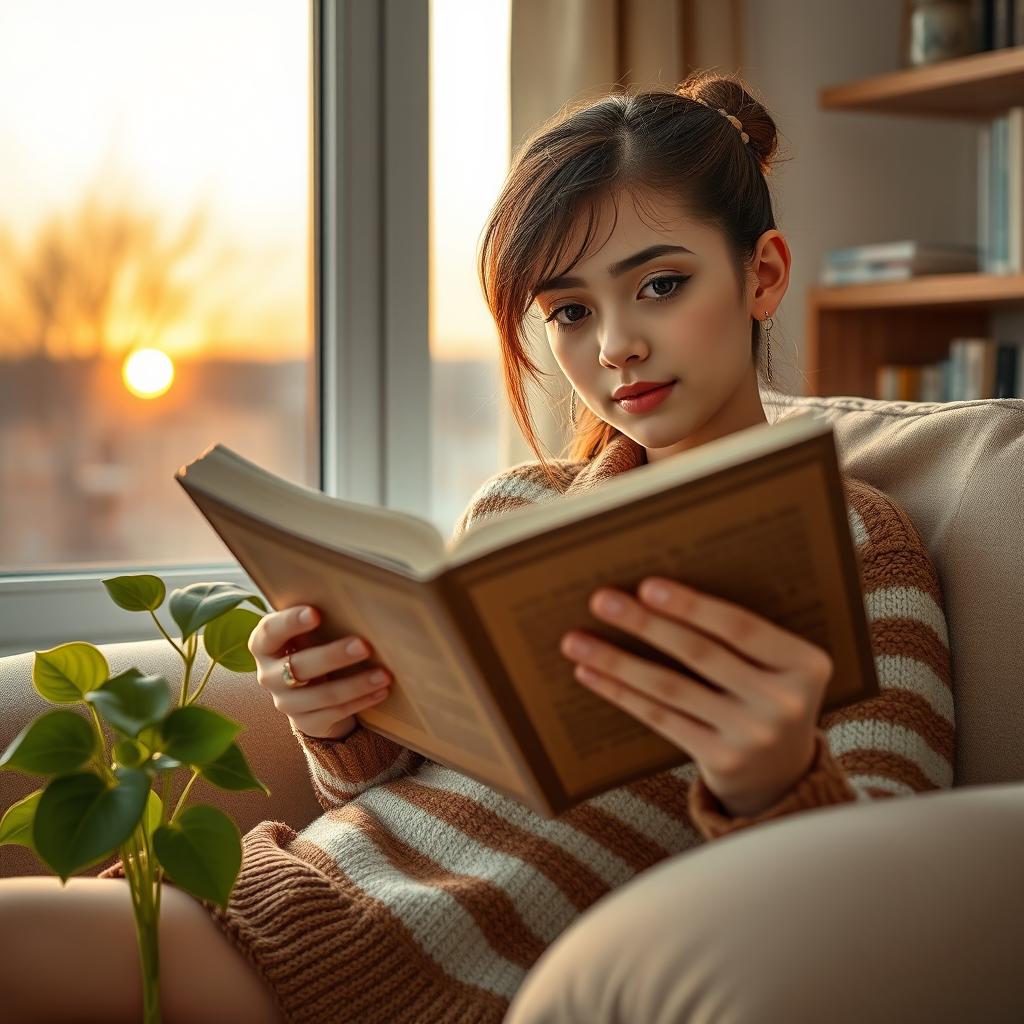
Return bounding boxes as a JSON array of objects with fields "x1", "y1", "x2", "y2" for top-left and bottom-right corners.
[
  {"x1": 875, "y1": 338, "x2": 1024, "y2": 402},
  {"x1": 979, "y1": 0, "x2": 1022, "y2": 49},
  {"x1": 173, "y1": 411, "x2": 881, "y2": 818},
  {"x1": 819, "y1": 241, "x2": 978, "y2": 286},
  {"x1": 824, "y1": 240, "x2": 979, "y2": 266},
  {"x1": 980, "y1": 107, "x2": 1024, "y2": 274}
]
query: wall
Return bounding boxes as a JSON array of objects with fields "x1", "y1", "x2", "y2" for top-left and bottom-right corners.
[{"x1": 742, "y1": 0, "x2": 979, "y2": 396}]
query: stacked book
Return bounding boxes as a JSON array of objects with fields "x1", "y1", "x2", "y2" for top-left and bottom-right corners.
[{"x1": 819, "y1": 240, "x2": 979, "y2": 286}]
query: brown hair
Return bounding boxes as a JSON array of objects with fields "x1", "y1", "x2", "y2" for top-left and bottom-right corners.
[{"x1": 477, "y1": 69, "x2": 789, "y2": 489}]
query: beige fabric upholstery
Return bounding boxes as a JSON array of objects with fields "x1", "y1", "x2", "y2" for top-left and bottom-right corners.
[
  {"x1": 505, "y1": 777, "x2": 1024, "y2": 1024},
  {"x1": 761, "y1": 389, "x2": 1024, "y2": 786}
]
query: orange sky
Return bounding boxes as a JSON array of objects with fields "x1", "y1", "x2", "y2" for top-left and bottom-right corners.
[{"x1": 0, "y1": 0, "x2": 510, "y2": 364}]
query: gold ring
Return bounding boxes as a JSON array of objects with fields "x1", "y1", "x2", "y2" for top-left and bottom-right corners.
[{"x1": 282, "y1": 654, "x2": 304, "y2": 688}]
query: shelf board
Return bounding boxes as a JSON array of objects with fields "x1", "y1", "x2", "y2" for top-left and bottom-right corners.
[
  {"x1": 820, "y1": 47, "x2": 1024, "y2": 118},
  {"x1": 809, "y1": 272, "x2": 1024, "y2": 310}
]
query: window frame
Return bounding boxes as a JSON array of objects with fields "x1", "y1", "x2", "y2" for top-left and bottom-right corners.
[{"x1": 0, "y1": 0, "x2": 431, "y2": 659}]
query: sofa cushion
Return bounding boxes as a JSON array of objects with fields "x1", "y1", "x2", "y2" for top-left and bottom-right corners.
[{"x1": 762, "y1": 389, "x2": 1024, "y2": 786}]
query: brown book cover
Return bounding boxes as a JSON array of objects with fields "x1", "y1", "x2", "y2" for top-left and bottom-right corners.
[{"x1": 174, "y1": 409, "x2": 879, "y2": 818}]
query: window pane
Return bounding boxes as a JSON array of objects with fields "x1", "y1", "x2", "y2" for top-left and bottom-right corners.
[
  {"x1": 429, "y1": 0, "x2": 509, "y2": 540},
  {"x1": 0, "y1": 0, "x2": 314, "y2": 573}
]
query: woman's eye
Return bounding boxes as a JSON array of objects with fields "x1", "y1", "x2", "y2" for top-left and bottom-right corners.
[
  {"x1": 643, "y1": 272, "x2": 692, "y2": 299},
  {"x1": 546, "y1": 303, "x2": 588, "y2": 329},
  {"x1": 543, "y1": 274, "x2": 691, "y2": 332}
]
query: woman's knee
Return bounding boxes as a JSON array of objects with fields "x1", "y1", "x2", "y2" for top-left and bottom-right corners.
[
  {"x1": 157, "y1": 878, "x2": 283, "y2": 1024},
  {"x1": 0, "y1": 875, "x2": 282, "y2": 1024}
]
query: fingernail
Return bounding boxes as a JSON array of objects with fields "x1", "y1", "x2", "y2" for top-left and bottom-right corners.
[
  {"x1": 642, "y1": 581, "x2": 671, "y2": 605},
  {"x1": 300, "y1": 607, "x2": 314, "y2": 625},
  {"x1": 562, "y1": 633, "x2": 591, "y2": 658},
  {"x1": 346, "y1": 638, "x2": 367, "y2": 657}
]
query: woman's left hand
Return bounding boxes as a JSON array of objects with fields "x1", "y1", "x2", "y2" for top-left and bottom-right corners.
[{"x1": 560, "y1": 576, "x2": 835, "y2": 819}]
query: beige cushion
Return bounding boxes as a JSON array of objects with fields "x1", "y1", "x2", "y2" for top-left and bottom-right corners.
[{"x1": 762, "y1": 389, "x2": 1024, "y2": 786}]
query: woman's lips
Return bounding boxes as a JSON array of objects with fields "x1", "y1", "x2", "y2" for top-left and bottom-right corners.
[{"x1": 613, "y1": 380, "x2": 677, "y2": 414}]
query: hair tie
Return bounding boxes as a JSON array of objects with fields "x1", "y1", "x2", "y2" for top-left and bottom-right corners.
[{"x1": 690, "y1": 97, "x2": 750, "y2": 145}]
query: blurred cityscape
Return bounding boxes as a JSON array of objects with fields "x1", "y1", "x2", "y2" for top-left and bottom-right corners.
[{"x1": 0, "y1": 353, "x2": 501, "y2": 573}]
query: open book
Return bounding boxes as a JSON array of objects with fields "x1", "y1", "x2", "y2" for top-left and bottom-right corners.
[{"x1": 175, "y1": 410, "x2": 879, "y2": 817}]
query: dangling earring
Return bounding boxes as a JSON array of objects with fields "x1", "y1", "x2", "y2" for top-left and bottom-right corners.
[
  {"x1": 761, "y1": 311, "x2": 774, "y2": 385},
  {"x1": 569, "y1": 388, "x2": 579, "y2": 422}
]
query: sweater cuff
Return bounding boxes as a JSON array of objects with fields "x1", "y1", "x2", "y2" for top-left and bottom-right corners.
[
  {"x1": 687, "y1": 729, "x2": 857, "y2": 841},
  {"x1": 290, "y1": 720, "x2": 423, "y2": 810}
]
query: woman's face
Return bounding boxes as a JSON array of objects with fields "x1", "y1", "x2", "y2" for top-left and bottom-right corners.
[{"x1": 531, "y1": 189, "x2": 790, "y2": 461}]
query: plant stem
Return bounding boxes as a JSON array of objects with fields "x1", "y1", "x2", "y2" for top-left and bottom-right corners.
[
  {"x1": 161, "y1": 771, "x2": 171, "y2": 819},
  {"x1": 131, "y1": 841, "x2": 162, "y2": 1022},
  {"x1": 121, "y1": 832, "x2": 142, "y2": 906},
  {"x1": 170, "y1": 768, "x2": 200, "y2": 822},
  {"x1": 186, "y1": 659, "x2": 217, "y2": 705},
  {"x1": 179, "y1": 633, "x2": 197, "y2": 706},
  {"x1": 148, "y1": 609, "x2": 186, "y2": 660},
  {"x1": 87, "y1": 704, "x2": 111, "y2": 778},
  {"x1": 117, "y1": 815, "x2": 162, "y2": 1022}
]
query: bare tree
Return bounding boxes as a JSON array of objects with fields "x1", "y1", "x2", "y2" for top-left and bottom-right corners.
[{"x1": 0, "y1": 171, "x2": 244, "y2": 559}]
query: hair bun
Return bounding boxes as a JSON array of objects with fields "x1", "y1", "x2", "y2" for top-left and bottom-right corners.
[{"x1": 675, "y1": 70, "x2": 779, "y2": 177}]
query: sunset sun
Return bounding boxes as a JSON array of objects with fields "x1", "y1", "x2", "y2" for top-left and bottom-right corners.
[{"x1": 122, "y1": 347, "x2": 175, "y2": 399}]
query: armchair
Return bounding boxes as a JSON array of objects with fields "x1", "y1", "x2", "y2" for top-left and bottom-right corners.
[{"x1": 3, "y1": 390, "x2": 1023, "y2": 1022}]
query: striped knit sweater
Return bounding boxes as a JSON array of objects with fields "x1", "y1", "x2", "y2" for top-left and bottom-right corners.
[{"x1": 101, "y1": 426, "x2": 956, "y2": 1024}]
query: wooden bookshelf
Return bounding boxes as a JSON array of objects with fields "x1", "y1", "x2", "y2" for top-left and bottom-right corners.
[
  {"x1": 808, "y1": 50, "x2": 1024, "y2": 398},
  {"x1": 819, "y1": 46, "x2": 1024, "y2": 119}
]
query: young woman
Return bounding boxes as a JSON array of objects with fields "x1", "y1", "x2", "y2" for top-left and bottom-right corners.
[{"x1": 0, "y1": 70, "x2": 955, "y2": 1024}]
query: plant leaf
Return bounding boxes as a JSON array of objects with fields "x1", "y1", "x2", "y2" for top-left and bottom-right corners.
[
  {"x1": 169, "y1": 582, "x2": 267, "y2": 643},
  {"x1": 138, "y1": 724, "x2": 161, "y2": 752},
  {"x1": 0, "y1": 710, "x2": 98, "y2": 776},
  {"x1": 113, "y1": 737, "x2": 147, "y2": 768},
  {"x1": 153, "y1": 804, "x2": 241, "y2": 909},
  {"x1": 102, "y1": 574, "x2": 166, "y2": 612},
  {"x1": 0, "y1": 789, "x2": 43, "y2": 849},
  {"x1": 84, "y1": 668, "x2": 173, "y2": 738},
  {"x1": 33, "y1": 642, "x2": 109, "y2": 703},
  {"x1": 159, "y1": 706, "x2": 242, "y2": 765},
  {"x1": 33, "y1": 767, "x2": 150, "y2": 881},
  {"x1": 202, "y1": 607, "x2": 260, "y2": 673},
  {"x1": 198, "y1": 742, "x2": 270, "y2": 795},
  {"x1": 145, "y1": 788, "x2": 163, "y2": 838}
]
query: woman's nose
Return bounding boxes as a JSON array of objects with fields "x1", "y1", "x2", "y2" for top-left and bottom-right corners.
[{"x1": 598, "y1": 333, "x2": 649, "y2": 367}]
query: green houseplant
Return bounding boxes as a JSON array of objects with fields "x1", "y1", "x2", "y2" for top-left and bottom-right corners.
[{"x1": 0, "y1": 574, "x2": 271, "y2": 1024}]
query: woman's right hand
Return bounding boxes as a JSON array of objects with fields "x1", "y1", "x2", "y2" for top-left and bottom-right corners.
[{"x1": 248, "y1": 604, "x2": 392, "y2": 740}]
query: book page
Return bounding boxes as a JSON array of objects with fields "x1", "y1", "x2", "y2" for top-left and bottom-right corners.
[
  {"x1": 347, "y1": 577, "x2": 534, "y2": 797},
  {"x1": 449, "y1": 439, "x2": 874, "y2": 797},
  {"x1": 179, "y1": 444, "x2": 447, "y2": 576}
]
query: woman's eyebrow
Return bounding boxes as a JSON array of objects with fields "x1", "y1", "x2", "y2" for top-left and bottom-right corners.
[{"x1": 531, "y1": 243, "x2": 694, "y2": 300}]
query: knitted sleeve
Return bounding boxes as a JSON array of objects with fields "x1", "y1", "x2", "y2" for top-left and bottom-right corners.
[
  {"x1": 290, "y1": 721, "x2": 427, "y2": 812},
  {"x1": 687, "y1": 482, "x2": 956, "y2": 841}
]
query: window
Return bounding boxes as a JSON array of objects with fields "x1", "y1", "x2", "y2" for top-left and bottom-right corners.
[
  {"x1": 0, "y1": 0, "x2": 315, "y2": 575},
  {"x1": 428, "y1": 0, "x2": 510, "y2": 538},
  {"x1": 0, "y1": 0, "x2": 506, "y2": 658}
]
